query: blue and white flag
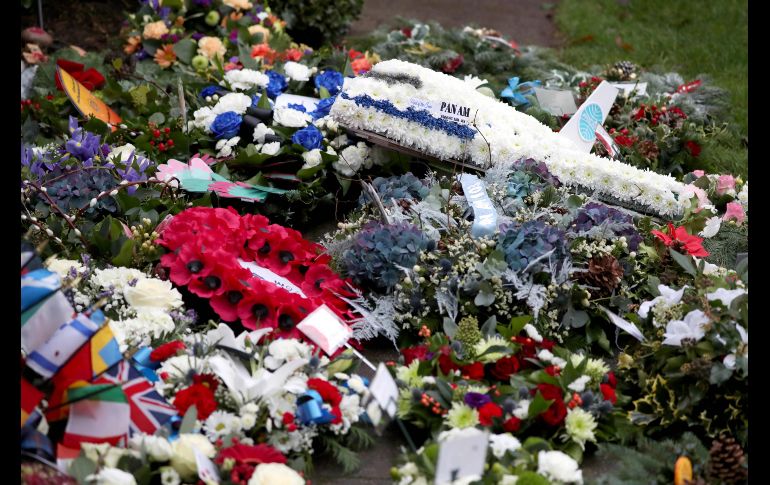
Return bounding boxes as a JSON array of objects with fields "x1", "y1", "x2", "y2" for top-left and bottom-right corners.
[
  {"x1": 21, "y1": 269, "x2": 61, "y2": 312},
  {"x1": 21, "y1": 291, "x2": 74, "y2": 354},
  {"x1": 26, "y1": 311, "x2": 104, "y2": 379}
]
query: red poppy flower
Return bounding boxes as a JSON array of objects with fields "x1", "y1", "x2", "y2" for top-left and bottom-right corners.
[
  {"x1": 164, "y1": 244, "x2": 219, "y2": 287},
  {"x1": 271, "y1": 296, "x2": 313, "y2": 340},
  {"x1": 236, "y1": 280, "x2": 280, "y2": 330},
  {"x1": 215, "y1": 443, "x2": 286, "y2": 466},
  {"x1": 401, "y1": 345, "x2": 431, "y2": 365},
  {"x1": 478, "y1": 402, "x2": 503, "y2": 426},
  {"x1": 307, "y1": 378, "x2": 342, "y2": 406},
  {"x1": 150, "y1": 340, "x2": 186, "y2": 363},
  {"x1": 600, "y1": 383, "x2": 617, "y2": 404},
  {"x1": 461, "y1": 362, "x2": 485, "y2": 381},
  {"x1": 283, "y1": 48, "x2": 303, "y2": 61},
  {"x1": 300, "y1": 264, "x2": 340, "y2": 298},
  {"x1": 651, "y1": 222, "x2": 709, "y2": 257},
  {"x1": 173, "y1": 383, "x2": 218, "y2": 420},
  {"x1": 54, "y1": 59, "x2": 106, "y2": 91},
  {"x1": 209, "y1": 265, "x2": 255, "y2": 321},
  {"x1": 503, "y1": 416, "x2": 521, "y2": 432},
  {"x1": 490, "y1": 356, "x2": 520, "y2": 381}
]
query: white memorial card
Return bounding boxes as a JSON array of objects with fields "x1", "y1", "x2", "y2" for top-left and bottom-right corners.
[
  {"x1": 533, "y1": 87, "x2": 578, "y2": 116},
  {"x1": 434, "y1": 428, "x2": 489, "y2": 485},
  {"x1": 296, "y1": 304, "x2": 353, "y2": 355},
  {"x1": 238, "y1": 259, "x2": 307, "y2": 298},
  {"x1": 369, "y1": 363, "x2": 399, "y2": 418},
  {"x1": 558, "y1": 80, "x2": 619, "y2": 152},
  {"x1": 610, "y1": 82, "x2": 648, "y2": 97},
  {"x1": 195, "y1": 449, "x2": 221, "y2": 483}
]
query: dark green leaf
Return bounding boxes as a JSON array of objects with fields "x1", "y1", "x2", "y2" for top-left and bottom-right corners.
[
  {"x1": 69, "y1": 456, "x2": 97, "y2": 484},
  {"x1": 111, "y1": 239, "x2": 135, "y2": 267},
  {"x1": 173, "y1": 39, "x2": 197, "y2": 64},
  {"x1": 509, "y1": 315, "x2": 532, "y2": 336},
  {"x1": 669, "y1": 248, "x2": 697, "y2": 276},
  {"x1": 527, "y1": 391, "x2": 554, "y2": 418},
  {"x1": 709, "y1": 363, "x2": 733, "y2": 386}
]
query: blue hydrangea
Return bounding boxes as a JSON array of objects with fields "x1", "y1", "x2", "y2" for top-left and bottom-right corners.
[
  {"x1": 46, "y1": 167, "x2": 118, "y2": 214},
  {"x1": 498, "y1": 220, "x2": 570, "y2": 273},
  {"x1": 266, "y1": 70, "x2": 288, "y2": 98},
  {"x1": 291, "y1": 125, "x2": 323, "y2": 150},
  {"x1": 359, "y1": 173, "x2": 429, "y2": 206},
  {"x1": 571, "y1": 202, "x2": 642, "y2": 250},
  {"x1": 210, "y1": 111, "x2": 242, "y2": 139},
  {"x1": 314, "y1": 70, "x2": 345, "y2": 96},
  {"x1": 341, "y1": 221, "x2": 430, "y2": 290},
  {"x1": 311, "y1": 96, "x2": 337, "y2": 119},
  {"x1": 506, "y1": 157, "x2": 561, "y2": 199}
]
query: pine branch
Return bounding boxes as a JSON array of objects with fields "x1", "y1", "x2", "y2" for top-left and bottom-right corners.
[
  {"x1": 345, "y1": 424, "x2": 376, "y2": 451},
  {"x1": 319, "y1": 435, "x2": 361, "y2": 474}
]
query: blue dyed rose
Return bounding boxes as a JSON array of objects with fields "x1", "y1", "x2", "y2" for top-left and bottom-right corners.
[
  {"x1": 314, "y1": 70, "x2": 345, "y2": 96},
  {"x1": 311, "y1": 96, "x2": 336, "y2": 119},
  {"x1": 210, "y1": 111, "x2": 242, "y2": 139},
  {"x1": 291, "y1": 125, "x2": 324, "y2": 150},
  {"x1": 266, "y1": 70, "x2": 288, "y2": 98},
  {"x1": 200, "y1": 85, "x2": 226, "y2": 98}
]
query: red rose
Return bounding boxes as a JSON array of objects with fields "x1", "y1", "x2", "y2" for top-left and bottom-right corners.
[
  {"x1": 606, "y1": 371, "x2": 617, "y2": 388},
  {"x1": 54, "y1": 59, "x2": 106, "y2": 91},
  {"x1": 478, "y1": 402, "x2": 503, "y2": 426},
  {"x1": 503, "y1": 417, "x2": 521, "y2": 432},
  {"x1": 600, "y1": 383, "x2": 617, "y2": 404},
  {"x1": 401, "y1": 345, "x2": 431, "y2": 365},
  {"x1": 438, "y1": 353, "x2": 460, "y2": 375},
  {"x1": 544, "y1": 365, "x2": 561, "y2": 377},
  {"x1": 490, "y1": 356, "x2": 520, "y2": 381},
  {"x1": 173, "y1": 383, "x2": 218, "y2": 420},
  {"x1": 535, "y1": 383, "x2": 567, "y2": 426},
  {"x1": 150, "y1": 340, "x2": 186, "y2": 362},
  {"x1": 460, "y1": 362, "x2": 485, "y2": 381},
  {"x1": 536, "y1": 383, "x2": 563, "y2": 401},
  {"x1": 307, "y1": 378, "x2": 342, "y2": 406},
  {"x1": 685, "y1": 140, "x2": 701, "y2": 157}
]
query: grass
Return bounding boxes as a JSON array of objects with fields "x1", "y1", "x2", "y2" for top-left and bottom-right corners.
[{"x1": 554, "y1": 0, "x2": 748, "y2": 176}]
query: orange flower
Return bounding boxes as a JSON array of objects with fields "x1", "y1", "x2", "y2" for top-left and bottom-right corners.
[
  {"x1": 283, "y1": 48, "x2": 303, "y2": 62},
  {"x1": 351, "y1": 57, "x2": 372, "y2": 75},
  {"x1": 124, "y1": 35, "x2": 141, "y2": 55},
  {"x1": 251, "y1": 43, "x2": 277, "y2": 64},
  {"x1": 154, "y1": 44, "x2": 177, "y2": 69}
]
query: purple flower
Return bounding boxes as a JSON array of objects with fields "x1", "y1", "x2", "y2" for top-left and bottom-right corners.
[
  {"x1": 191, "y1": 32, "x2": 204, "y2": 41},
  {"x1": 464, "y1": 392, "x2": 492, "y2": 409},
  {"x1": 229, "y1": 30, "x2": 239, "y2": 43}
]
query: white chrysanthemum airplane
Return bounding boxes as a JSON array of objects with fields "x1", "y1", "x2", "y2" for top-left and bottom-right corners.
[{"x1": 331, "y1": 59, "x2": 689, "y2": 216}]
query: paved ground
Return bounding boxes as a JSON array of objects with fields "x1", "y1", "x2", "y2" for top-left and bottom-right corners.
[{"x1": 348, "y1": 0, "x2": 561, "y2": 47}]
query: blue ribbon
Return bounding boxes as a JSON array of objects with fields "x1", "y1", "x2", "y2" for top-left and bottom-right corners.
[
  {"x1": 458, "y1": 174, "x2": 498, "y2": 238},
  {"x1": 296, "y1": 390, "x2": 335, "y2": 425},
  {"x1": 500, "y1": 77, "x2": 542, "y2": 108},
  {"x1": 132, "y1": 347, "x2": 160, "y2": 382},
  {"x1": 165, "y1": 415, "x2": 182, "y2": 442}
]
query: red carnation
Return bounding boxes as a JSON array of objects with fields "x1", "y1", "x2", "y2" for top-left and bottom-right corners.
[
  {"x1": 150, "y1": 340, "x2": 186, "y2": 362},
  {"x1": 460, "y1": 362, "x2": 485, "y2": 381},
  {"x1": 490, "y1": 356, "x2": 520, "y2": 381},
  {"x1": 478, "y1": 402, "x2": 503, "y2": 426},
  {"x1": 503, "y1": 417, "x2": 521, "y2": 433},
  {"x1": 173, "y1": 383, "x2": 218, "y2": 420},
  {"x1": 651, "y1": 222, "x2": 709, "y2": 257},
  {"x1": 307, "y1": 378, "x2": 342, "y2": 406},
  {"x1": 600, "y1": 383, "x2": 617, "y2": 404},
  {"x1": 401, "y1": 345, "x2": 431, "y2": 365},
  {"x1": 330, "y1": 406, "x2": 343, "y2": 424}
]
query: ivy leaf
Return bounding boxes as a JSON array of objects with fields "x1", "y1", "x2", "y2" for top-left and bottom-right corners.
[{"x1": 669, "y1": 248, "x2": 697, "y2": 276}]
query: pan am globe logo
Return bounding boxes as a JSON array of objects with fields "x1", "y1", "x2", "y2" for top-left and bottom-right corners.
[{"x1": 578, "y1": 103, "x2": 603, "y2": 142}]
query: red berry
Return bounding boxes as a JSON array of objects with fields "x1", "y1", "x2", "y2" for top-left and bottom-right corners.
[
  {"x1": 153, "y1": 129, "x2": 161, "y2": 138},
  {"x1": 46, "y1": 95, "x2": 54, "y2": 100},
  {"x1": 158, "y1": 143, "x2": 166, "y2": 151},
  {"x1": 149, "y1": 140, "x2": 155, "y2": 146},
  {"x1": 164, "y1": 127, "x2": 170, "y2": 134},
  {"x1": 34, "y1": 103, "x2": 40, "y2": 110},
  {"x1": 166, "y1": 139, "x2": 174, "y2": 147}
]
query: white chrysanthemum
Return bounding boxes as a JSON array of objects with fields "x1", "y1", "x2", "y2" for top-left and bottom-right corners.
[
  {"x1": 334, "y1": 143, "x2": 370, "y2": 176},
  {"x1": 513, "y1": 399, "x2": 530, "y2": 419},
  {"x1": 445, "y1": 402, "x2": 480, "y2": 429},
  {"x1": 158, "y1": 355, "x2": 208, "y2": 380},
  {"x1": 284, "y1": 61, "x2": 311, "y2": 82},
  {"x1": 225, "y1": 68, "x2": 269, "y2": 91},
  {"x1": 738, "y1": 182, "x2": 748, "y2": 211},
  {"x1": 489, "y1": 433, "x2": 521, "y2": 458},
  {"x1": 565, "y1": 407, "x2": 597, "y2": 449},
  {"x1": 537, "y1": 450, "x2": 583, "y2": 484},
  {"x1": 112, "y1": 309, "x2": 176, "y2": 349},
  {"x1": 204, "y1": 411, "x2": 242, "y2": 440},
  {"x1": 274, "y1": 106, "x2": 311, "y2": 127}
]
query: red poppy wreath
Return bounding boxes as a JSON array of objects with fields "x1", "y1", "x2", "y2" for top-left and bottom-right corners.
[{"x1": 157, "y1": 207, "x2": 358, "y2": 342}]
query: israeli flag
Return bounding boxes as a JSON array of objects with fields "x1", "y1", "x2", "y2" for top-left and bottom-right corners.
[
  {"x1": 26, "y1": 312, "x2": 103, "y2": 379},
  {"x1": 21, "y1": 269, "x2": 61, "y2": 312}
]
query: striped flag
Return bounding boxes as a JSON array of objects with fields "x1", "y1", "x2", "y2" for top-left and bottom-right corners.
[
  {"x1": 21, "y1": 269, "x2": 61, "y2": 312},
  {"x1": 21, "y1": 291, "x2": 74, "y2": 354},
  {"x1": 61, "y1": 384, "x2": 130, "y2": 447},
  {"x1": 44, "y1": 322, "x2": 122, "y2": 422},
  {"x1": 21, "y1": 376, "x2": 44, "y2": 428},
  {"x1": 94, "y1": 360, "x2": 177, "y2": 435},
  {"x1": 26, "y1": 312, "x2": 104, "y2": 379}
]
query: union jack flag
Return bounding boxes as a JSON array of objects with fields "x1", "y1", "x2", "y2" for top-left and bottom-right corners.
[{"x1": 94, "y1": 360, "x2": 177, "y2": 435}]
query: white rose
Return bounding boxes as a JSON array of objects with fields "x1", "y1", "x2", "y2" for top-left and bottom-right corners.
[
  {"x1": 124, "y1": 278, "x2": 183, "y2": 311},
  {"x1": 260, "y1": 141, "x2": 281, "y2": 155},
  {"x1": 225, "y1": 69, "x2": 269, "y2": 91},
  {"x1": 253, "y1": 123, "x2": 275, "y2": 144},
  {"x1": 537, "y1": 450, "x2": 583, "y2": 484},
  {"x1": 284, "y1": 62, "x2": 311, "y2": 82},
  {"x1": 213, "y1": 92, "x2": 252, "y2": 116},
  {"x1": 170, "y1": 433, "x2": 216, "y2": 480},
  {"x1": 248, "y1": 463, "x2": 305, "y2": 485},
  {"x1": 489, "y1": 433, "x2": 521, "y2": 458},
  {"x1": 86, "y1": 468, "x2": 137, "y2": 485},
  {"x1": 129, "y1": 433, "x2": 173, "y2": 462},
  {"x1": 273, "y1": 107, "x2": 311, "y2": 128},
  {"x1": 301, "y1": 149, "x2": 323, "y2": 169}
]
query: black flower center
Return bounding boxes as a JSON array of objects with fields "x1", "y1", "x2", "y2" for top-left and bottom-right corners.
[
  {"x1": 227, "y1": 290, "x2": 243, "y2": 305},
  {"x1": 278, "y1": 314, "x2": 295, "y2": 331},
  {"x1": 279, "y1": 251, "x2": 294, "y2": 264},
  {"x1": 258, "y1": 241, "x2": 271, "y2": 255},
  {"x1": 186, "y1": 260, "x2": 204, "y2": 273},
  {"x1": 252, "y1": 304, "x2": 269, "y2": 319},
  {"x1": 203, "y1": 275, "x2": 221, "y2": 290},
  {"x1": 298, "y1": 265, "x2": 309, "y2": 275}
]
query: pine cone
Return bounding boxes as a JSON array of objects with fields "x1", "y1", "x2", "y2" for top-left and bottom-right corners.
[
  {"x1": 708, "y1": 433, "x2": 748, "y2": 484},
  {"x1": 581, "y1": 254, "x2": 624, "y2": 295},
  {"x1": 612, "y1": 60, "x2": 638, "y2": 81}
]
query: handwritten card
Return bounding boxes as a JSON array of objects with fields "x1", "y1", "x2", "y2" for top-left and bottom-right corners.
[
  {"x1": 434, "y1": 428, "x2": 489, "y2": 484},
  {"x1": 297, "y1": 305, "x2": 353, "y2": 355},
  {"x1": 238, "y1": 259, "x2": 307, "y2": 298},
  {"x1": 533, "y1": 87, "x2": 578, "y2": 116}
]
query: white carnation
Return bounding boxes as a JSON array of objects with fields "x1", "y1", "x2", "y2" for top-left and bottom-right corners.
[
  {"x1": 284, "y1": 61, "x2": 311, "y2": 82},
  {"x1": 301, "y1": 148, "x2": 323, "y2": 169},
  {"x1": 537, "y1": 450, "x2": 583, "y2": 484},
  {"x1": 225, "y1": 69, "x2": 269, "y2": 91},
  {"x1": 274, "y1": 106, "x2": 311, "y2": 127}
]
